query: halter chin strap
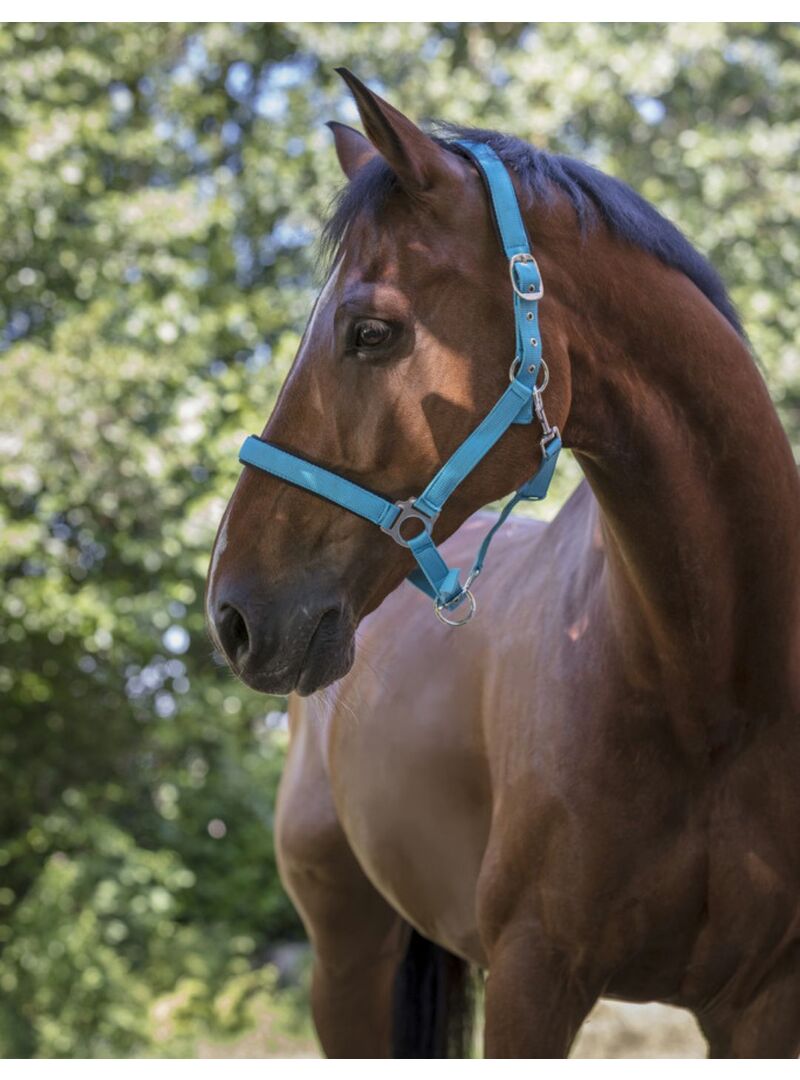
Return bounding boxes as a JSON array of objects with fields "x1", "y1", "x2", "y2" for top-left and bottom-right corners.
[{"x1": 238, "y1": 139, "x2": 561, "y2": 626}]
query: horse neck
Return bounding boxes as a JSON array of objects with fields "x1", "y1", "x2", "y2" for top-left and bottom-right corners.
[{"x1": 563, "y1": 245, "x2": 800, "y2": 727}]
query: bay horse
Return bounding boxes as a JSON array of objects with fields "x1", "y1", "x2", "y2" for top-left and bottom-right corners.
[{"x1": 206, "y1": 69, "x2": 800, "y2": 1057}]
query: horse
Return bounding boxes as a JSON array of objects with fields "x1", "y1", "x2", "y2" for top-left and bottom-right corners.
[{"x1": 206, "y1": 69, "x2": 800, "y2": 1057}]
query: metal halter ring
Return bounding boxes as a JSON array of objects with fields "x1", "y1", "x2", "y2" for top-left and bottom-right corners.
[
  {"x1": 510, "y1": 356, "x2": 549, "y2": 387},
  {"x1": 434, "y1": 588, "x2": 477, "y2": 627},
  {"x1": 381, "y1": 499, "x2": 437, "y2": 548},
  {"x1": 509, "y1": 252, "x2": 544, "y2": 301},
  {"x1": 534, "y1": 358, "x2": 550, "y2": 393}
]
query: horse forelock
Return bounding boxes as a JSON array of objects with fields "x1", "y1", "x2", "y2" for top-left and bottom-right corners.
[{"x1": 320, "y1": 123, "x2": 744, "y2": 338}]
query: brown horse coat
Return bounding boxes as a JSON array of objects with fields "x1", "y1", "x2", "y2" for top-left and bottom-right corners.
[{"x1": 208, "y1": 71, "x2": 800, "y2": 1056}]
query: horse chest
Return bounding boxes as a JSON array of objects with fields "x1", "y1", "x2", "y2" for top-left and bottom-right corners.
[{"x1": 326, "y1": 703, "x2": 491, "y2": 963}]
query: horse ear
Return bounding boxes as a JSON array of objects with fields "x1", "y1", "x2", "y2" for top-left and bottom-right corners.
[
  {"x1": 335, "y1": 67, "x2": 461, "y2": 194},
  {"x1": 327, "y1": 121, "x2": 378, "y2": 180}
]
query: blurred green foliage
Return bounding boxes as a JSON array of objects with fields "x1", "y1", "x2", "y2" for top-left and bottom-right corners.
[{"x1": 0, "y1": 21, "x2": 798, "y2": 1057}]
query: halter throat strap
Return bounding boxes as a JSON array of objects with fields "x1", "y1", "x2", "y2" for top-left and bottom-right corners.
[{"x1": 238, "y1": 139, "x2": 561, "y2": 625}]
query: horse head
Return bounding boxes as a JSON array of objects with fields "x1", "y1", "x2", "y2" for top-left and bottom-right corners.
[{"x1": 206, "y1": 70, "x2": 571, "y2": 694}]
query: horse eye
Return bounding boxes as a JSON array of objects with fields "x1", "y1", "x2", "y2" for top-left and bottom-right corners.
[{"x1": 353, "y1": 319, "x2": 392, "y2": 350}]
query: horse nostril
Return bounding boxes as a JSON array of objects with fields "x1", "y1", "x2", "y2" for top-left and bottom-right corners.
[{"x1": 216, "y1": 602, "x2": 250, "y2": 668}]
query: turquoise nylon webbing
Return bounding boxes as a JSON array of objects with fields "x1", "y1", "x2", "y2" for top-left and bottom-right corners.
[
  {"x1": 238, "y1": 437, "x2": 400, "y2": 531},
  {"x1": 413, "y1": 377, "x2": 532, "y2": 519},
  {"x1": 236, "y1": 138, "x2": 561, "y2": 617},
  {"x1": 455, "y1": 139, "x2": 544, "y2": 426}
]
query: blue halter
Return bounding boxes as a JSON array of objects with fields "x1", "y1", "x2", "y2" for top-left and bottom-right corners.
[{"x1": 238, "y1": 140, "x2": 562, "y2": 626}]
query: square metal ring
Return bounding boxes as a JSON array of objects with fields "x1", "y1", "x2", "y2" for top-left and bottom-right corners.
[{"x1": 381, "y1": 499, "x2": 437, "y2": 548}]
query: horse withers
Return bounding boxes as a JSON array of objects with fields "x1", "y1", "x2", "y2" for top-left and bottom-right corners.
[{"x1": 207, "y1": 70, "x2": 800, "y2": 1057}]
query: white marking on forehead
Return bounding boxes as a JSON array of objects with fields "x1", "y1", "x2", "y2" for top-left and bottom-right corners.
[
  {"x1": 206, "y1": 258, "x2": 344, "y2": 629},
  {"x1": 298, "y1": 256, "x2": 343, "y2": 360}
]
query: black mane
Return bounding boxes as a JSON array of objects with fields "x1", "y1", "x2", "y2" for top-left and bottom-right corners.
[{"x1": 322, "y1": 123, "x2": 743, "y2": 337}]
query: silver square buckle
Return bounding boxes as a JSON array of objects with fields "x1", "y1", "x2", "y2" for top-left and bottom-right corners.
[{"x1": 509, "y1": 252, "x2": 544, "y2": 301}]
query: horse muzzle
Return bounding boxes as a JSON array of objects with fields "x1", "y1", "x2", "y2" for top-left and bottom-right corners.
[{"x1": 211, "y1": 580, "x2": 356, "y2": 696}]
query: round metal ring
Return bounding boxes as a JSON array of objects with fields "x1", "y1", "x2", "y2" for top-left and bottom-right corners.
[
  {"x1": 534, "y1": 358, "x2": 550, "y2": 393},
  {"x1": 434, "y1": 589, "x2": 477, "y2": 627},
  {"x1": 508, "y1": 356, "x2": 521, "y2": 382}
]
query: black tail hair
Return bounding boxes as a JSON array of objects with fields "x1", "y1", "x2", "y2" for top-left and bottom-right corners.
[{"x1": 391, "y1": 926, "x2": 477, "y2": 1058}]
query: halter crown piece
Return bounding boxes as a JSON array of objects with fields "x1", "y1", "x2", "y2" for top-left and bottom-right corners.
[{"x1": 238, "y1": 141, "x2": 562, "y2": 627}]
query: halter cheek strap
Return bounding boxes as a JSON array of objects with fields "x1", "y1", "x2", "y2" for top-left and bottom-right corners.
[{"x1": 238, "y1": 139, "x2": 561, "y2": 626}]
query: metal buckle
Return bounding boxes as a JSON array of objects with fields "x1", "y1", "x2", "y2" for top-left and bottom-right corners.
[
  {"x1": 434, "y1": 588, "x2": 477, "y2": 627},
  {"x1": 381, "y1": 499, "x2": 437, "y2": 548},
  {"x1": 509, "y1": 253, "x2": 544, "y2": 301}
]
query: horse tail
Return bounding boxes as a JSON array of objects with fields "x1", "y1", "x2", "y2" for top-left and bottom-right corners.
[{"x1": 391, "y1": 925, "x2": 478, "y2": 1058}]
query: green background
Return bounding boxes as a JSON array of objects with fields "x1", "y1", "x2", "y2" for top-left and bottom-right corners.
[{"x1": 1, "y1": 22, "x2": 798, "y2": 1057}]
